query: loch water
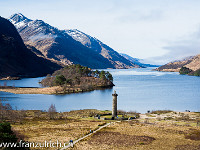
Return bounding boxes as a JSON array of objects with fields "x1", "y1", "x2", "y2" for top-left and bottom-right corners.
[{"x1": 0, "y1": 68, "x2": 200, "y2": 113}]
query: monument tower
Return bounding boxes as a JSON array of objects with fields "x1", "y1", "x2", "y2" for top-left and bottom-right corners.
[{"x1": 112, "y1": 90, "x2": 118, "y2": 118}]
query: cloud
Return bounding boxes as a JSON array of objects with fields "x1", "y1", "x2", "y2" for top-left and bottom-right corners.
[
  {"x1": 143, "y1": 29, "x2": 200, "y2": 65},
  {"x1": 116, "y1": 9, "x2": 163, "y2": 23}
]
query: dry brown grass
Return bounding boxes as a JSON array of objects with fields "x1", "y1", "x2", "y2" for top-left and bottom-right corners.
[
  {"x1": 74, "y1": 121, "x2": 200, "y2": 150},
  {"x1": 88, "y1": 131, "x2": 155, "y2": 146},
  {"x1": 63, "y1": 109, "x2": 111, "y2": 119},
  {"x1": 8, "y1": 110, "x2": 200, "y2": 150},
  {"x1": 0, "y1": 86, "x2": 60, "y2": 94},
  {"x1": 12, "y1": 119, "x2": 103, "y2": 149},
  {"x1": 150, "y1": 110, "x2": 173, "y2": 114},
  {"x1": 175, "y1": 144, "x2": 200, "y2": 150},
  {"x1": 0, "y1": 86, "x2": 85, "y2": 94},
  {"x1": 185, "y1": 129, "x2": 200, "y2": 141}
]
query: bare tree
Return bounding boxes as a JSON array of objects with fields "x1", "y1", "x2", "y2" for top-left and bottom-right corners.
[
  {"x1": 34, "y1": 111, "x2": 42, "y2": 119},
  {"x1": 48, "y1": 104, "x2": 57, "y2": 120}
]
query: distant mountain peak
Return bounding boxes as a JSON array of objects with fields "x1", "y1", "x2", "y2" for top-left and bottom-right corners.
[
  {"x1": 10, "y1": 13, "x2": 25, "y2": 18},
  {"x1": 120, "y1": 53, "x2": 159, "y2": 68},
  {"x1": 9, "y1": 13, "x2": 31, "y2": 24},
  {"x1": 9, "y1": 14, "x2": 59, "y2": 37},
  {"x1": 15, "y1": 13, "x2": 24, "y2": 17},
  {"x1": 9, "y1": 13, "x2": 32, "y2": 29}
]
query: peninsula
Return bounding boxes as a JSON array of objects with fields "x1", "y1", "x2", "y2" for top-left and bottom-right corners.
[{"x1": 0, "y1": 64, "x2": 114, "y2": 94}]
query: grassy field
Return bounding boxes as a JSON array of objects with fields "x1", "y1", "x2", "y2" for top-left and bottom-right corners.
[
  {"x1": 12, "y1": 119, "x2": 102, "y2": 148},
  {"x1": 74, "y1": 121, "x2": 200, "y2": 150},
  {"x1": 9, "y1": 110, "x2": 200, "y2": 150},
  {"x1": 71, "y1": 111, "x2": 200, "y2": 150},
  {"x1": 8, "y1": 110, "x2": 109, "y2": 149}
]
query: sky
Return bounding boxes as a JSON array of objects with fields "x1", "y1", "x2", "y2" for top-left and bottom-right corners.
[{"x1": 1, "y1": 0, "x2": 200, "y2": 65}]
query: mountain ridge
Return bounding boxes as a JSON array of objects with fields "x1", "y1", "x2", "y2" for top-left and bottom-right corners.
[
  {"x1": 9, "y1": 13, "x2": 142, "y2": 69},
  {"x1": 65, "y1": 29, "x2": 140, "y2": 68}
]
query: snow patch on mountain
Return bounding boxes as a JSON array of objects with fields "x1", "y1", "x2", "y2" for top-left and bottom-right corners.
[
  {"x1": 28, "y1": 33, "x2": 57, "y2": 41},
  {"x1": 65, "y1": 29, "x2": 93, "y2": 48}
]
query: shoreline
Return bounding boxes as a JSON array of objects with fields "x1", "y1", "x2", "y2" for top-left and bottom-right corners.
[
  {"x1": 0, "y1": 86, "x2": 62, "y2": 94},
  {"x1": 0, "y1": 85, "x2": 113, "y2": 95},
  {"x1": 0, "y1": 76, "x2": 21, "y2": 80}
]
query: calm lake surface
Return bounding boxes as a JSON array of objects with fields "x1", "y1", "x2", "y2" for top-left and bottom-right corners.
[{"x1": 0, "y1": 68, "x2": 200, "y2": 113}]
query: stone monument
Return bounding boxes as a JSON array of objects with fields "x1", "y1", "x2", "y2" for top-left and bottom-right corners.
[{"x1": 112, "y1": 90, "x2": 118, "y2": 118}]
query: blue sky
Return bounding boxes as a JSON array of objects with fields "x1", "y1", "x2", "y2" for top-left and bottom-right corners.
[{"x1": 1, "y1": 0, "x2": 200, "y2": 64}]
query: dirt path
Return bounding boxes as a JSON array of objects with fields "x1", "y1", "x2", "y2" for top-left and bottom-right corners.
[{"x1": 60, "y1": 122, "x2": 115, "y2": 150}]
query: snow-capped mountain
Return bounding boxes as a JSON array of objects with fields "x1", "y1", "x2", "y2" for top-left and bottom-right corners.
[
  {"x1": 9, "y1": 13, "x2": 31, "y2": 28},
  {"x1": 9, "y1": 13, "x2": 141, "y2": 69}
]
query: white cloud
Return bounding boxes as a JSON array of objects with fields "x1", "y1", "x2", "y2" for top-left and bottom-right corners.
[
  {"x1": 143, "y1": 28, "x2": 200, "y2": 65},
  {"x1": 115, "y1": 9, "x2": 164, "y2": 23}
]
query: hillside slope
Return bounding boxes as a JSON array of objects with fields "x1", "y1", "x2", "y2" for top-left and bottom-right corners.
[
  {"x1": 155, "y1": 55, "x2": 200, "y2": 72},
  {"x1": 65, "y1": 29, "x2": 140, "y2": 68},
  {"x1": 0, "y1": 16, "x2": 61, "y2": 78}
]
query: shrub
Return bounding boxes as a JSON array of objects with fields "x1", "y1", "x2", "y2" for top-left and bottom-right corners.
[
  {"x1": 0, "y1": 122, "x2": 29, "y2": 149},
  {"x1": 0, "y1": 121, "x2": 17, "y2": 143}
]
